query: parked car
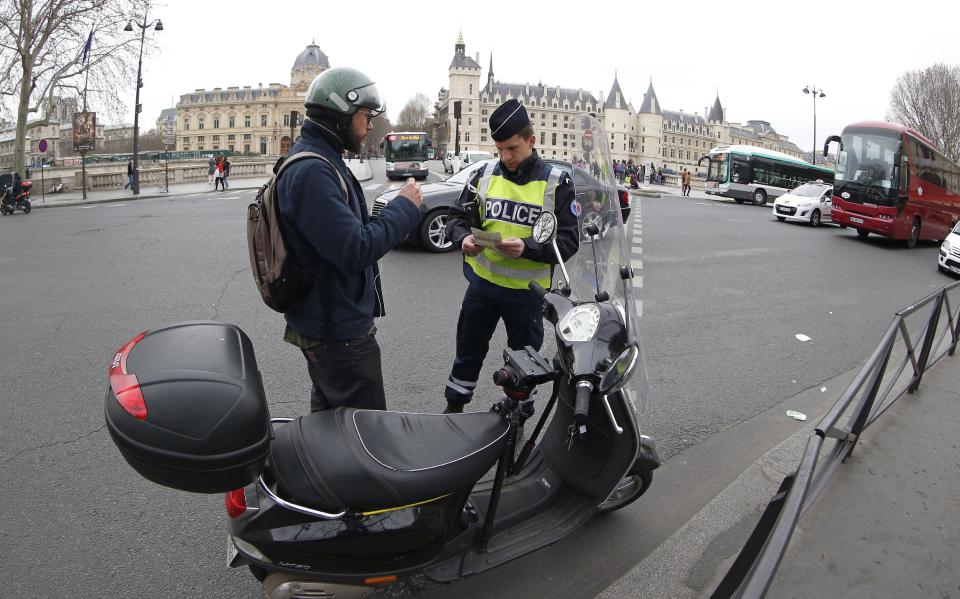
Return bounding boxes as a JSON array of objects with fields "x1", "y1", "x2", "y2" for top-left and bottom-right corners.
[
  {"x1": 445, "y1": 151, "x2": 494, "y2": 174},
  {"x1": 938, "y1": 222, "x2": 960, "y2": 277},
  {"x1": 442, "y1": 151, "x2": 455, "y2": 174},
  {"x1": 372, "y1": 158, "x2": 630, "y2": 253},
  {"x1": 772, "y1": 182, "x2": 836, "y2": 227}
]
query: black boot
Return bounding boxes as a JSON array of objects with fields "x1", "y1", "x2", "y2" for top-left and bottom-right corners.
[{"x1": 443, "y1": 402, "x2": 464, "y2": 414}]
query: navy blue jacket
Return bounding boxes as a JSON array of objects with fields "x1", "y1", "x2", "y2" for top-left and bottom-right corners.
[{"x1": 278, "y1": 119, "x2": 420, "y2": 340}]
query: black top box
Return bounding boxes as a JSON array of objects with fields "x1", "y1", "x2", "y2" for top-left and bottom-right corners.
[{"x1": 104, "y1": 322, "x2": 271, "y2": 493}]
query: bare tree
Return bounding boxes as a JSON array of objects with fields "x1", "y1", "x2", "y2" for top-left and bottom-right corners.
[
  {"x1": 396, "y1": 93, "x2": 432, "y2": 132},
  {"x1": 0, "y1": 0, "x2": 144, "y2": 177},
  {"x1": 889, "y1": 63, "x2": 960, "y2": 163}
]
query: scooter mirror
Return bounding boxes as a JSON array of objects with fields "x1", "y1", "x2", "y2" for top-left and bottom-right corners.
[
  {"x1": 600, "y1": 344, "x2": 639, "y2": 394},
  {"x1": 532, "y1": 211, "x2": 558, "y2": 244}
]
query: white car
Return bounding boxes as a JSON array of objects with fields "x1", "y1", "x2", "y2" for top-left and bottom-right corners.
[
  {"x1": 938, "y1": 222, "x2": 960, "y2": 277},
  {"x1": 442, "y1": 151, "x2": 455, "y2": 173},
  {"x1": 772, "y1": 182, "x2": 835, "y2": 227},
  {"x1": 446, "y1": 151, "x2": 494, "y2": 174}
]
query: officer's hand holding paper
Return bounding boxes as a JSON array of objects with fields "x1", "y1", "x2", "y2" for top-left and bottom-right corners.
[{"x1": 469, "y1": 227, "x2": 502, "y2": 248}]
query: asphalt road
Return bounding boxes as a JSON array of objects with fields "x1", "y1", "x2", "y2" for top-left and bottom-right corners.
[{"x1": 0, "y1": 160, "x2": 952, "y2": 598}]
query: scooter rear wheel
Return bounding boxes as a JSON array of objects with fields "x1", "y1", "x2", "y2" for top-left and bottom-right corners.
[{"x1": 596, "y1": 464, "x2": 653, "y2": 514}]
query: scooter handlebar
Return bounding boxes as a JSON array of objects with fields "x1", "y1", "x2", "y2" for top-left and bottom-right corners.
[{"x1": 528, "y1": 281, "x2": 549, "y2": 299}]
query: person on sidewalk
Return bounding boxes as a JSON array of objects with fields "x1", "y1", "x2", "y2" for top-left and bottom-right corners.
[
  {"x1": 124, "y1": 161, "x2": 133, "y2": 190},
  {"x1": 222, "y1": 157, "x2": 231, "y2": 189},
  {"x1": 214, "y1": 156, "x2": 225, "y2": 191},
  {"x1": 441, "y1": 98, "x2": 579, "y2": 415},
  {"x1": 278, "y1": 67, "x2": 423, "y2": 413},
  {"x1": 207, "y1": 156, "x2": 216, "y2": 186}
]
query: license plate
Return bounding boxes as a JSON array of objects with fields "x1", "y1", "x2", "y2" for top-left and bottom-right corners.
[
  {"x1": 850, "y1": 217, "x2": 864, "y2": 224},
  {"x1": 777, "y1": 206, "x2": 788, "y2": 213},
  {"x1": 226, "y1": 535, "x2": 239, "y2": 567},
  {"x1": 950, "y1": 265, "x2": 960, "y2": 275},
  {"x1": 707, "y1": 181, "x2": 717, "y2": 188}
]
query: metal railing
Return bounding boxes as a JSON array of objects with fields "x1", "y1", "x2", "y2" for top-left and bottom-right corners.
[{"x1": 711, "y1": 280, "x2": 960, "y2": 599}]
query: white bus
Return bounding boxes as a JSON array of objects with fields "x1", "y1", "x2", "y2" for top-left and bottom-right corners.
[
  {"x1": 381, "y1": 132, "x2": 429, "y2": 180},
  {"x1": 700, "y1": 144, "x2": 834, "y2": 206}
]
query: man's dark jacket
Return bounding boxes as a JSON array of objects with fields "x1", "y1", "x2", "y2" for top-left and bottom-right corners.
[
  {"x1": 446, "y1": 150, "x2": 579, "y2": 303},
  {"x1": 278, "y1": 118, "x2": 419, "y2": 340}
]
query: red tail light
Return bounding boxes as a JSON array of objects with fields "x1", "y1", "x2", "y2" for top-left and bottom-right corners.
[
  {"x1": 109, "y1": 332, "x2": 148, "y2": 419},
  {"x1": 225, "y1": 488, "x2": 247, "y2": 518}
]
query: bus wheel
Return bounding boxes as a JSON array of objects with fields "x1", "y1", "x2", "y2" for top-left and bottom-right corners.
[
  {"x1": 753, "y1": 189, "x2": 767, "y2": 206},
  {"x1": 856, "y1": 229, "x2": 869, "y2": 238},
  {"x1": 810, "y1": 209, "x2": 821, "y2": 227},
  {"x1": 905, "y1": 218, "x2": 921, "y2": 249}
]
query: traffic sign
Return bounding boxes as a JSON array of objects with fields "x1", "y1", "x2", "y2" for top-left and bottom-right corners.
[{"x1": 38, "y1": 139, "x2": 48, "y2": 153}]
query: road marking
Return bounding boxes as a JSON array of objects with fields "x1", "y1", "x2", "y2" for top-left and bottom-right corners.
[
  {"x1": 364, "y1": 183, "x2": 381, "y2": 190},
  {"x1": 636, "y1": 276, "x2": 643, "y2": 288},
  {"x1": 695, "y1": 202, "x2": 730, "y2": 207},
  {"x1": 80, "y1": 205, "x2": 97, "y2": 209},
  {"x1": 635, "y1": 299, "x2": 643, "y2": 318},
  {"x1": 108, "y1": 204, "x2": 127, "y2": 207},
  {"x1": 631, "y1": 259, "x2": 643, "y2": 270}
]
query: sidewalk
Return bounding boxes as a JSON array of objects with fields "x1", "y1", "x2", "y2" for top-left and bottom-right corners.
[
  {"x1": 31, "y1": 159, "x2": 374, "y2": 209},
  {"x1": 597, "y1": 354, "x2": 960, "y2": 598}
]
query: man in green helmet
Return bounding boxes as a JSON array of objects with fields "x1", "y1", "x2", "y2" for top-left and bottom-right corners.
[{"x1": 278, "y1": 67, "x2": 423, "y2": 412}]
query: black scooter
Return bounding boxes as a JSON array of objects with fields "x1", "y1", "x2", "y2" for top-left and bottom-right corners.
[
  {"x1": 1, "y1": 185, "x2": 31, "y2": 215},
  {"x1": 103, "y1": 114, "x2": 658, "y2": 598}
]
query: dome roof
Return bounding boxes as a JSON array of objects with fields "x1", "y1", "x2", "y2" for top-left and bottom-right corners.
[{"x1": 293, "y1": 43, "x2": 330, "y2": 70}]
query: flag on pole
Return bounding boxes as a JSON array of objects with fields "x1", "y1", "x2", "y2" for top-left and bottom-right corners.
[{"x1": 81, "y1": 31, "x2": 94, "y2": 64}]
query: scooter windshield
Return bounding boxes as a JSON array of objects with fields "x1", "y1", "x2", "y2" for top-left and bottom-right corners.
[{"x1": 564, "y1": 113, "x2": 649, "y2": 416}]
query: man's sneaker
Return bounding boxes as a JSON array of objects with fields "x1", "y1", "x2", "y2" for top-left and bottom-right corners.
[{"x1": 443, "y1": 402, "x2": 464, "y2": 414}]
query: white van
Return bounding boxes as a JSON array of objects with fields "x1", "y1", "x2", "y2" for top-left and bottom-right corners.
[
  {"x1": 443, "y1": 151, "x2": 456, "y2": 174},
  {"x1": 450, "y1": 151, "x2": 493, "y2": 175}
]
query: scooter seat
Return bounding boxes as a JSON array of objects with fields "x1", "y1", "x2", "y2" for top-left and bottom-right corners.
[{"x1": 270, "y1": 408, "x2": 509, "y2": 513}]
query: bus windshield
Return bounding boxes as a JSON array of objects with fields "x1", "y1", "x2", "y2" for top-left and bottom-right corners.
[
  {"x1": 384, "y1": 133, "x2": 428, "y2": 161},
  {"x1": 707, "y1": 153, "x2": 728, "y2": 182},
  {"x1": 835, "y1": 129, "x2": 900, "y2": 206}
]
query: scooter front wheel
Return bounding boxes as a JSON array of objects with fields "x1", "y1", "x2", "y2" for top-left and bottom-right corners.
[{"x1": 596, "y1": 464, "x2": 653, "y2": 514}]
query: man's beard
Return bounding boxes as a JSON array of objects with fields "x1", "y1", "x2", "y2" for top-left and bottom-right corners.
[{"x1": 342, "y1": 128, "x2": 363, "y2": 153}]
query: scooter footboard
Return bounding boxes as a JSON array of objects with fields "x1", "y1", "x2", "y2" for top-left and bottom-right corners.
[{"x1": 541, "y1": 379, "x2": 640, "y2": 502}]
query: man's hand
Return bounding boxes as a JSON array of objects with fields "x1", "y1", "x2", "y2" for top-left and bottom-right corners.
[
  {"x1": 462, "y1": 234, "x2": 483, "y2": 257},
  {"x1": 494, "y1": 237, "x2": 525, "y2": 258},
  {"x1": 399, "y1": 178, "x2": 423, "y2": 208}
]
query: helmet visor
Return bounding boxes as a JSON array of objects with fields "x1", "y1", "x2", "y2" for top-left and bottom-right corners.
[{"x1": 348, "y1": 81, "x2": 384, "y2": 117}]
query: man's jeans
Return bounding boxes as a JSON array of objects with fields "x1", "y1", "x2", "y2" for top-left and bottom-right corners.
[{"x1": 302, "y1": 333, "x2": 386, "y2": 412}]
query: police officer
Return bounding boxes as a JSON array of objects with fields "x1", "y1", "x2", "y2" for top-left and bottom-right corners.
[
  {"x1": 278, "y1": 67, "x2": 423, "y2": 413},
  {"x1": 443, "y1": 99, "x2": 579, "y2": 414}
]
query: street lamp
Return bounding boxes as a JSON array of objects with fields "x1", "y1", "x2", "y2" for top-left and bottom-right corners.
[
  {"x1": 802, "y1": 85, "x2": 825, "y2": 165},
  {"x1": 124, "y1": 13, "x2": 163, "y2": 195}
]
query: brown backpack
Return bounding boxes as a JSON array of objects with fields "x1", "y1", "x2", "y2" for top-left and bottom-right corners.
[{"x1": 246, "y1": 151, "x2": 347, "y2": 313}]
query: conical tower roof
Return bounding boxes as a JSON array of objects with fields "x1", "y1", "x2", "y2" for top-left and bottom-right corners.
[
  {"x1": 639, "y1": 79, "x2": 662, "y2": 115},
  {"x1": 604, "y1": 74, "x2": 626, "y2": 109},
  {"x1": 708, "y1": 94, "x2": 724, "y2": 122}
]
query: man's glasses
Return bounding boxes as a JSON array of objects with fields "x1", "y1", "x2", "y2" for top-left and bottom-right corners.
[{"x1": 359, "y1": 111, "x2": 376, "y2": 125}]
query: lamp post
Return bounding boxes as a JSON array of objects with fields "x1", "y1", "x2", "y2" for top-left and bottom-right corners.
[
  {"x1": 124, "y1": 13, "x2": 163, "y2": 195},
  {"x1": 802, "y1": 85, "x2": 825, "y2": 165}
]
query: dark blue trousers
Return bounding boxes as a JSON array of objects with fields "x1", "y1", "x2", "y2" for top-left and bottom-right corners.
[{"x1": 445, "y1": 285, "x2": 544, "y2": 407}]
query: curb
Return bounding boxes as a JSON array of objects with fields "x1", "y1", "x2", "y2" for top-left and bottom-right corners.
[{"x1": 31, "y1": 184, "x2": 265, "y2": 209}]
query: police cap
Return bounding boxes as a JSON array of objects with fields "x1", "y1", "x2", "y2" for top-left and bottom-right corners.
[{"x1": 489, "y1": 99, "x2": 530, "y2": 142}]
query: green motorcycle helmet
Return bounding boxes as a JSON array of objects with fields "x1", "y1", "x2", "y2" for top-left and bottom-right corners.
[{"x1": 304, "y1": 67, "x2": 383, "y2": 123}]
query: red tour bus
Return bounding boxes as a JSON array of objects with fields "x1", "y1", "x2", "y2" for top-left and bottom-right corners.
[{"x1": 824, "y1": 121, "x2": 960, "y2": 248}]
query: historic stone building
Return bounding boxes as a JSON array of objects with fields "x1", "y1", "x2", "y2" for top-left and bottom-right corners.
[
  {"x1": 435, "y1": 34, "x2": 805, "y2": 174},
  {"x1": 174, "y1": 42, "x2": 329, "y2": 156}
]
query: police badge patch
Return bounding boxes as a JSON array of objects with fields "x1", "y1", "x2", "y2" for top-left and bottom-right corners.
[{"x1": 570, "y1": 200, "x2": 582, "y2": 217}]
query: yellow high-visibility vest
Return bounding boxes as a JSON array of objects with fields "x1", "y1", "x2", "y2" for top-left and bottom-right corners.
[{"x1": 465, "y1": 162, "x2": 563, "y2": 290}]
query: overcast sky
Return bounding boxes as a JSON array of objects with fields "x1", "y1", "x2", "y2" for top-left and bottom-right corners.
[{"x1": 128, "y1": 0, "x2": 960, "y2": 153}]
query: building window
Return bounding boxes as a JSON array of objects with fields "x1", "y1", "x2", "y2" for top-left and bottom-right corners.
[
  {"x1": 469, "y1": 84, "x2": 472, "y2": 94},
  {"x1": 468, "y1": 118, "x2": 472, "y2": 126},
  {"x1": 198, "y1": 118, "x2": 205, "y2": 130},
  {"x1": 260, "y1": 114, "x2": 267, "y2": 127},
  {"x1": 213, "y1": 135, "x2": 220, "y2": 141},
  {"x1": 183, "y1": 119, "x2": 190, "y2": 130},
  {"x1": 229, "y1": 145, "x2": 234, "y2": 152},
  {"x1": 552, "y1": 133, "x2": 557, "y2": 145},
  {"x1": 540, "y1": 132, "x2": 545, "y2": 145},
  {"x1": 213, "y1": 118, "x2": 220, "y2": 129},
  {"x1": 260, "y1": 137, "x2": 267, "y2": 154},
  {"x1": 244, "y1": 133, "x2": 252, "y2": 140},
  {"x1": 228, "y1": 134, "x2": 235, "y2": 140},
  {"x1": 229, "y1": 116, "x2": 235, "y2": 127},
  {"x1": 465, "y1": 132, "x2": 470, "y2": 142},
  {"x1": 244, "y1": 115, "x2": 251, "y2": 128},
  {"x1": 182, "y1": 136, "x2": 190, "y2": 143},
  {"x1": 283, "y1": 114, "x2": 290, "y2": 126},
  {"x1": 197, "y1": 136, "x2": 205, "y2": 142},
  {"x1": 244, "y1": 144, "x2": 250, "y2": 153}
]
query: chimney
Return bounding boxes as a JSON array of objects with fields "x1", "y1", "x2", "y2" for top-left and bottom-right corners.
[{"x1": 475, "y1": 52, "x2": 479, "y2": 63}]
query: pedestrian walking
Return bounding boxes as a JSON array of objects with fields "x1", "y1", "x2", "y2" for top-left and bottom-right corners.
[
  {"x1": 124, "y1": 160, "x2": 134, "y2": 190},
  {"x1": 442, "y1": 98, "x2": 580, "y2": 415},
  {"x1": 214, "y1": 156, "x2": 225, "y2": 191},
  {"x1": 208, "y1": 155, "x2": 216, "y2": 186},
  {"x1": 222, "y1": 157, "x2": 231, "y2": 189},
  {"x1": 278, "y1": 67, "x2": 422, "y2": 413}
]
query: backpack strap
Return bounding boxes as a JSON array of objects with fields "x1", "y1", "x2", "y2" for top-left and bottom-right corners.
[{"x1": 276, "y1": 151, "x2": 348, "y2": 204}]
